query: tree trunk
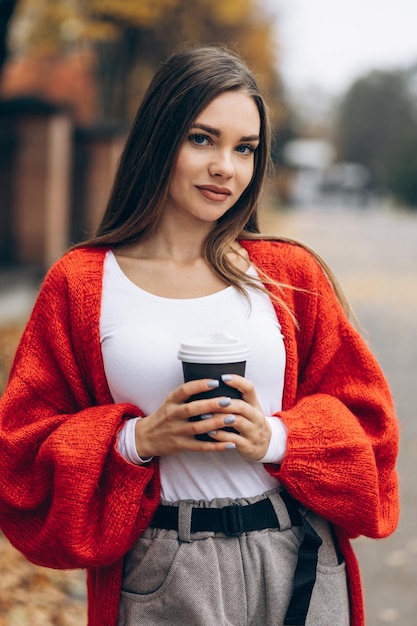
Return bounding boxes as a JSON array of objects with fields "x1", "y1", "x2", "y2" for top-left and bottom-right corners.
[{"x1": 0, "y1": 0, "x2": 17, "y2": 78}]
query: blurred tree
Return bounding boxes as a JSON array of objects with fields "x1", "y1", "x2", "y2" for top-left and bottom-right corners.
[
  {"x1": 336, "y1": 68, "x2": 417, "y2": 206},
  {"x1": 0, "y1": 0, "x2": 17, "y2": 76},
  {"x1": 10, "y1": 0, "x2": 283, "y2": 127},
  {"x1": 386, "y1": 127, "x2": 417, "y2": 207}
]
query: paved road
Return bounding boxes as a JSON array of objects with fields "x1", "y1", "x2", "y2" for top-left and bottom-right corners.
[{"x1": 261, "y1": 205, "x2": 417, "y2": 625}]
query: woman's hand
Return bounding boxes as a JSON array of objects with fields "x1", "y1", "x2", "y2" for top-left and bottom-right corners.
[
  {"x1": 134, "y1": 375, "x2": 271, "y2": 461},
  {"x1": 204, "y1": 374, "x2": 272, "y2": 461}
]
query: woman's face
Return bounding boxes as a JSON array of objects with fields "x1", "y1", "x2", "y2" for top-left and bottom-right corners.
[{"x1": 165, "y1": 90, "x2": 261, "y2": 227}]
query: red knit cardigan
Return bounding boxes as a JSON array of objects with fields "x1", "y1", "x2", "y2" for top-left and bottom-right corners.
[{"x1": 0, "y1": 240, "x2": 399, "y2": 626}]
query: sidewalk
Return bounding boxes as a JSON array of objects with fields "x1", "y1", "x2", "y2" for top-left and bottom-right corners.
[
  {"x1": 262, "y1": 205, "x2": 417, "y2": 625},
  {"x1": 0, "y1": 269, "x2": 41, "y2": 325}
]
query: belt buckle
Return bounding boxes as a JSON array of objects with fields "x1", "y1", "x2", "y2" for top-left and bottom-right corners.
[{"x1": 221, "y1": 505, "x2": 244, "y2": 536}]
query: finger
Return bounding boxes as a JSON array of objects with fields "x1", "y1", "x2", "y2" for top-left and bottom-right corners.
[
  {"x1": 170, "y1": 378, "x2": 220, "y2": 403},
  {"x1": 185, "y1": 415, "x2": 239, "y2": 449},
  {"x1": 183, "y1": 410, "x2": 236, "y2": 434},
  {"x1": 179, "y1": 395, "x2": 259, "y2": 435},
  {"x1": 210, "y1": 414, "x2": 271, "y2": 461},
  {"x1": 205, "y1": 414, "x2": 241, "y2": 437},
  {"x1": 183, "y1": 394, "x2": 234, "y2": 419},
  {"x1": 220, "y1": 374, "x2": 262, "y2": 409},
  {"x1": 192, "y1": 424, "x2": 240, "y2": 451}
]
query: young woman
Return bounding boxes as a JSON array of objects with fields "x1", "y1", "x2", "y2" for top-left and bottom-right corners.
[{"x1": 0, "y1": 45, "x2": 399, "y2": 625}]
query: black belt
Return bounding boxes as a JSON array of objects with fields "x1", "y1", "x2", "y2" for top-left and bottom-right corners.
[
  {"x1": 151, "y1": 495, "x2": 298, "y2": 536},
  {"x1": 150, "y1": 491, "x2": 322, "y2": 626}
]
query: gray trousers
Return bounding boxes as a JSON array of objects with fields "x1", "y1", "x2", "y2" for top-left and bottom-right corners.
[{"x1": 117, "y1": 490, "x2": 350, "y2": 625}]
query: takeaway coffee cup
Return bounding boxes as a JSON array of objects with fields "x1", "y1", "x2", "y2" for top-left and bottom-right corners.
[{"x1": 178, "y1": 332, "x2": 251, "y2": 441}]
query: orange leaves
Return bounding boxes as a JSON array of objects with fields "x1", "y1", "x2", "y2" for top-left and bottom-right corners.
[
  {"x1": 209, "y1": 0, "x2": 252, "y2": 25},
  {"x1": 0, "y1": 533, "x2": 87, "y2": 626},
  {"x1": 0, "y1": 323, "x2": 24, "y2": 394},
  {"x1": 6, "y1": 0, "x2": 285, "y2": 130},
  {"x1": 87, "y1": 0, "x2": 180, "y2": 27}
]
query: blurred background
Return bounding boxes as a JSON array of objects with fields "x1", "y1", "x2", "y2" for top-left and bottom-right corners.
[{"x1": 0, "y1": 1, "x2": 416, "y2": 624}]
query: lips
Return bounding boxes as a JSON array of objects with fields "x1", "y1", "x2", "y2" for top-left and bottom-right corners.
[{"x1": 196, "y1": 185, "x2": 232, "y2": 202}]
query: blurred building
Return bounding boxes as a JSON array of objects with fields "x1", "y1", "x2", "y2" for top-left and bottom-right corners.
[
  {"x1": 282, "y1": 138, "x2": 335, "y2": 206},
  {"x1": 282, "y1": 138, "x2": 371, "y2": 208},
  {"x1": 0, "y1": 95, "x2": 125, "y2": 269}
]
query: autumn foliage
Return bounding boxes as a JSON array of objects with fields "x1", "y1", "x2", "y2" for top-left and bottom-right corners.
[{"x1": 2, "y1": 0, "x2": 284, "y2": 126}]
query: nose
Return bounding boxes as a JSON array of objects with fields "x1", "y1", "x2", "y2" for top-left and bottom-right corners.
[{"x1": 209, "y1": 150, "x2": 235, "y2": 178}]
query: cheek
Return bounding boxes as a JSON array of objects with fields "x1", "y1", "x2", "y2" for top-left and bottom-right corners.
[
  {"x1": 169, "y1": 163, "x2": 190, "y2": 193},
  {"x1": 239, "y1": 161, "x2": 255, "y2": 189},
  {"x1": 174, "y1": 147, "x2": 201, "y2": 178}
]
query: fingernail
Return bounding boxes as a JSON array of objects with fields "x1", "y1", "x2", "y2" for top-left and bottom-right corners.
[
  {"x1": 224, "y1": 414, "x2": 236, "y2": 425},
  {"x1": 201, "y1": 413, "x2": 213, "y2": 420},
  {"x1": 218, "y1": 397, "x2": 231, "y2": 407},
  {"x1": 208, "y1": 430, "x2": 217, "y2": 436},
  {"x1": 226, "y1": 443, "x2": 236, "y2": 450},
  {"x1": 221, "y1": 374, "x2": 233, "y2": 382},
  {"x1": 207, "y1": 379, "x2": 219, "y2": 388}
]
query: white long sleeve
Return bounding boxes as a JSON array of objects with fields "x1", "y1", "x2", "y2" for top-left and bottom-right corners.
[
  {"x1": 117, "y1": 417, "x2": 153, "y2": 465},
  {"x1": 118, "y1": 414, "x2": 287, "y2": 467},
  {"x1": 258, "y1": 416, "x2": 288, "y2": 464}
]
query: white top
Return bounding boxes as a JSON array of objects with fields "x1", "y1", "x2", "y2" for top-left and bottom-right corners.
[{"x1": 101, "y1": 250, "x2": 287, "y2": 501}]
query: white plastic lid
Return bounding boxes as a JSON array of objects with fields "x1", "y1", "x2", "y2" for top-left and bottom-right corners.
[{"x1": 178, "y1": 332, "x2": 251, "y2": 364}]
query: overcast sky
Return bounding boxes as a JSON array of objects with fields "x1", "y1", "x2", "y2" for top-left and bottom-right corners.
[{"x1": 265, "y1": 0, "x2": 417, "y2": 96}]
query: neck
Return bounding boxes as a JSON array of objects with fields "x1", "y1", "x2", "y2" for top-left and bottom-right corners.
[{"x1": 139, "y1": 216, "x2": 214, "y2": 262}]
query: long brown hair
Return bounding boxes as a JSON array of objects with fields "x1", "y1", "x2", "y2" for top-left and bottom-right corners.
[
  {"x1": 80, "y1": 44, "x2": 353, "y2": 320},
  {"x1": 84, "y1": 45, "x2": 270, "y2": 245}
]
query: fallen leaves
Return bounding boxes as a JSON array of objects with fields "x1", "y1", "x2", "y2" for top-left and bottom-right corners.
[
  {"x1": 0, "y1": 534, "x2": 87, "y2": 625},
  {"x1": 0, "y1": 323, "x2": 87, "y2": 625},
  {"x1": 0, "y1": 322, "x2": 24, "y2": 394}
]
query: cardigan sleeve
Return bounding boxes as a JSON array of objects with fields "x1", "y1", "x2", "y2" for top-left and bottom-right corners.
[
  {"x1": 0, "y1": 256, "x2": 160, "y2": 570},
  {"x1": 264, "y1": 246, "x2": 399, "y2": 540}
]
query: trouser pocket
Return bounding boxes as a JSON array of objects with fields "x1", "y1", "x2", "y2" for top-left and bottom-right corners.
[
  {"x1": 118, "y1": 528, "x2": 247, "y2": 626},
  {"x1": 304, "y1": 510, "x2": 350, "y2": 626},
  {"x1": 121, "y1": 530, "x2": 183, "y2": 596}
]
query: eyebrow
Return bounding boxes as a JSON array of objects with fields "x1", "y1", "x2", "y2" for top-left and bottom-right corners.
[{"x1": 191, "y1": 122, "x2": 259, "y2": 143}]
